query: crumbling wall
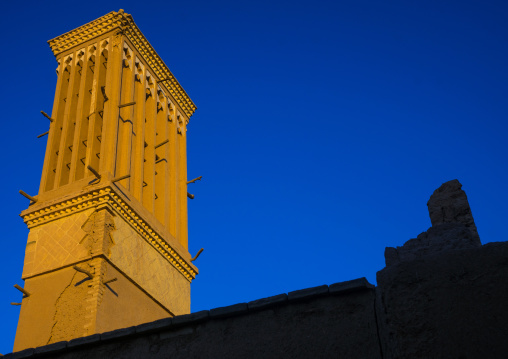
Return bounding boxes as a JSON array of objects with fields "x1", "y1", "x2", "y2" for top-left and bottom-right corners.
[
  {"x1": 384, "y1": 179, "x2": 481, "y2": 266},
  {"x1": 13, "y1": 267, "x2": 89, "y2": 351},
  {"x1": 376, "y1": 179, "x2": 508, "y2": 359},
  {"x1": 377, "y1": 241, "x2": 508, "y2": 359}
]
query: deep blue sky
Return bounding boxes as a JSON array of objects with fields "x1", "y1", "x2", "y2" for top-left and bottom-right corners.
[{"x1": 1, "y1": 0, "x2": 507, "y2": 353}]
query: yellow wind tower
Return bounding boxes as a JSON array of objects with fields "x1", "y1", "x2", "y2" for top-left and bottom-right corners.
[{"x1": 14, "y1": 10, "x2": 198, "y2": 351}]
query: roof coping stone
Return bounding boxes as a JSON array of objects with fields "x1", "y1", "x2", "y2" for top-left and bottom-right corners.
[
  {"x1": 3, "y1": 348, "x2": 34, "y2": 359},
  {"x1": 33, "y1": 341, "x2": 67, "y2": 356},
  {"x1": 248, "y1": 293, "x2": 288, "y2": 311},
  {"x1": 288, "y1": 285, "x2": 329, "y2": 302},
  {"x1": 100, "y1": 326, "x2": 136, "y2": 342},
  {"x1": 210, "y1": 303, "x2": 248, "y2": 319},
  {"x1": 329, "y1": 277, "x2": 375, "y2": 295},
  {"x1": 135, "y1": 317, "x2": 173, "y2": 335},
  {"x1": 172, "y1": 310, "x2": 210, "y2": 326},
  {"x1": 67, "y1": 334, "x2": 101, "y2": 349}
]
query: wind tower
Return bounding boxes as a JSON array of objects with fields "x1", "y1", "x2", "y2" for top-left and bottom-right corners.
[{"x1": 14, "y1": 10, "x2": 199, "y2": 351}]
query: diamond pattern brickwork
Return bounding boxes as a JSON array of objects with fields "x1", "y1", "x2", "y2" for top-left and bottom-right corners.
[{"x1": 22, "y1": 209, "x2": 94, "y2": 279}]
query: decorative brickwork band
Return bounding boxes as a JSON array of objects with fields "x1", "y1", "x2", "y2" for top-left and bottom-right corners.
[{"x1": 21, "y1": 187, "x2": 197, "y2": 281}]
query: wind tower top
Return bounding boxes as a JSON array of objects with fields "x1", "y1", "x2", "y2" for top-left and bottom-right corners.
[{"x1": 48, "y1": 9, "x2": 196, "y2": 118}]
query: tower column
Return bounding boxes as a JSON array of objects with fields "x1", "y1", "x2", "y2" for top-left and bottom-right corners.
[{"x1": 14, "y1": 10, "x2": 198, "y2": 352}]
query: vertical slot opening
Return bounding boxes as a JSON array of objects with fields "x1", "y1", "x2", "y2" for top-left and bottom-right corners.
[
  {"x1": 154, "y1": 92, "x2": 167, "y2": 225},
  {"x1": 130, "y1": 60, "x2": 145, "y2": 203},
  {"x1": 59, "y1": 59, "x2": 82, "y2": 186},
  {"x1": 45, "y1": 64, "x2": 71, "y2": 192},
  {"x1": 75, "y1": 56, "x2": 95, "y2": 180},
  {"x1": 89, "y1": 50, "x2": 107, "y2": 172},
  {"x1": 115, "y1": 49, "x2": 134, "y2": 190},
  {"x1": 142, "y1": 79, "x2": 155, "y2": 213}
]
